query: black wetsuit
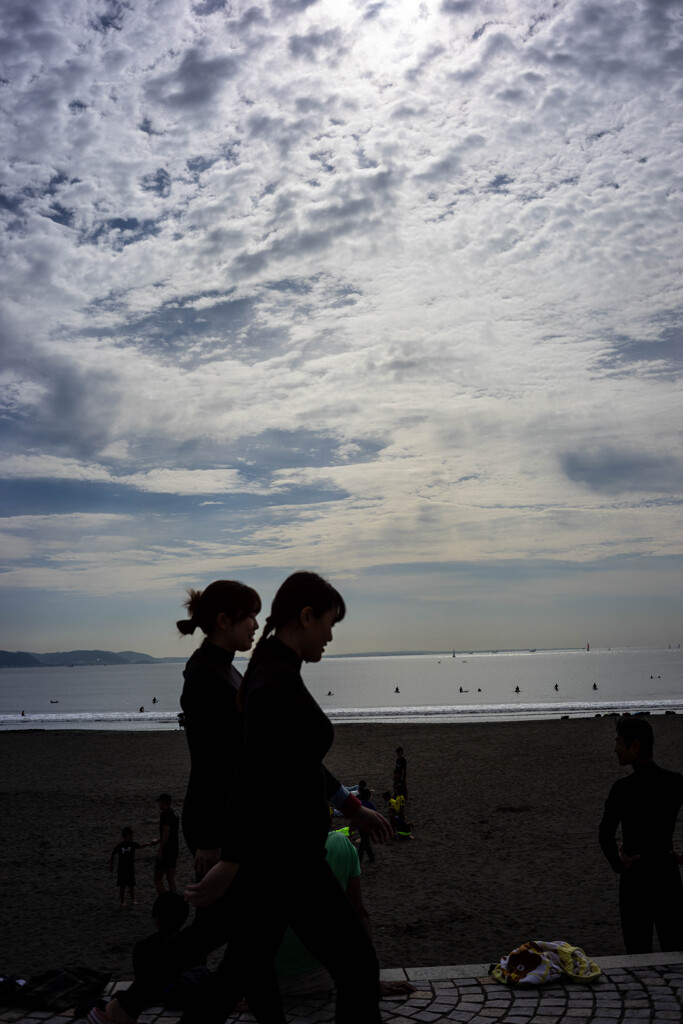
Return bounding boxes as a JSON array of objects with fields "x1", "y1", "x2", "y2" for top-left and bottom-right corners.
[
  {"x1": 599, "y1": 760, "x2": 683, "y2": 953},
  {"x1": 180, "y1": 639, "x2": 243, "y2": 854}
]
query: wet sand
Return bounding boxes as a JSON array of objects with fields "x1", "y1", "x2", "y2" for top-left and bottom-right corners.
[{"x1": 2, "y1": 716, "x2": 682, "y2": 979}]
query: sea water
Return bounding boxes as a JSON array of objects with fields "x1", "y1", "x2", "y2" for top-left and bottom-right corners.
[{"x1": 0, "y1": 646, "x2": 681, "y2": 730}]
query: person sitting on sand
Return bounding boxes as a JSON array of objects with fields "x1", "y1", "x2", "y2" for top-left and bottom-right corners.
[
  {"x1": 110, "y1": 828, "x2": 157, "y2": 907},
  {"x1": 132, "y1": 892, "x2": 191, "y2": 978},
  {"x1": 131, "y1": 893, "x2": 210, "y2": 1010},
  {"x1": 381, "y1": 790, "x2": 412, "y2": 836}
]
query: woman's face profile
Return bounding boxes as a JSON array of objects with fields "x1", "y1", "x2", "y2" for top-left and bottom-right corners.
[{"x1": 300, "y1": 607, "x2": 336, "y2": 663}]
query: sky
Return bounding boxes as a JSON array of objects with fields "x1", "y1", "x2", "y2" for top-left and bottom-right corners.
[{"x1": 1, "y1": 0, "x2": 682, "y2": 657}]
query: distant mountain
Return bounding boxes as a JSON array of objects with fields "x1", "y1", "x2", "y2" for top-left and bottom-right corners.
[
  {"x1": 34, "y1": 650, "x2": 131, "y2": 666},
  {"x1": 0, "y1": 650, "x2": 43, "y2": 668},
  {"x1": 0, "y1": 649, "x2": 186, "y2": 667},
  {"x1": 116, "y1": 651, "x2": 186, "y2": 664},
  {"x1": 116, "y1": 651, "x2": 157, "y2": 663}
]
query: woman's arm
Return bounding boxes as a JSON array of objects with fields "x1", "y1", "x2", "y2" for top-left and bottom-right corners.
[{"x1": 184, "y1": 859, "x2": 240, "y2": 907}]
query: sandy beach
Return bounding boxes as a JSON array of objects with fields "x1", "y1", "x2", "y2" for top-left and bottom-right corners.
[{"x1": 2, "y1": 717, "x2": 682, "y2": 981}]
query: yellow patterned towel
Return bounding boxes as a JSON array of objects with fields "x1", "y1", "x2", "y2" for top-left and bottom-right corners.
[{"x1": 491, "y1": 940, "x2": 601, "y2": 986}]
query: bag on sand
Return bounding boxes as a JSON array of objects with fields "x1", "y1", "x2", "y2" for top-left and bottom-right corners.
[{"x1": 491, "y1": 939, "x2": 601, "y2": 986}]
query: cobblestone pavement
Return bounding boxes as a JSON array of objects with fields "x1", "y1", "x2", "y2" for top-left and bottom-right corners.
[{"x1": 2, "y1": 953, "x2": 681, "y2": 1024}]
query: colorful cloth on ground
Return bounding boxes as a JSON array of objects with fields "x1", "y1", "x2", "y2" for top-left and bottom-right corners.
[{"x1": 491, "y1": 940, "x2": 601, "y2": 986}]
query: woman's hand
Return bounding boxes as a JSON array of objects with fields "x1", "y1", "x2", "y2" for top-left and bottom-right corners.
[
  {"x1": 184, "y1": 859, "x2": 239, "y2": 907},
  {"x1": 351, "y1": 806, "x2": 393, "y2": 843},
  {"x1": 194, "y1": 847, "x2": 222, "y2": 878},
  {"x1": 618, "y1": 843, "x2": 640, "y2": 871}
]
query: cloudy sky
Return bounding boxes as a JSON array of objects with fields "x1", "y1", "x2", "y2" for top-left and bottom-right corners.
[{"x1": 1, "y1": 0, "x2": 682, "y2": 657}]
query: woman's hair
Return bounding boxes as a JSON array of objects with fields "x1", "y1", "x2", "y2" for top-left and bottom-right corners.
[
  {"x1": 263, "y1": 571, "x2": 346, "y2": 638},
  {"x1": 176, "y1": 580, "x2": 261, "y2": 637},
  {"x1": 237, "y1": 571, "x2": 345, "y2": 708}
]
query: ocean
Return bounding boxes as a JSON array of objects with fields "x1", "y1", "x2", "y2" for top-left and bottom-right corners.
[{"x1": 0, "y1": 646, "x2": 681, "y2": 730}]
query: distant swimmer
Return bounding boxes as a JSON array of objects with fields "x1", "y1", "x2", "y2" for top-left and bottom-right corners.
[
  {"x1": 477, "y1": 688, "x2": 481, "y2": 692},
  {"x1": 554, "y1": 684, "x2": 558, "y2": 691},
  {"x1": 515, "y1": 686, "x2": 520, "y2": 693},
  {"x1": 394, "y1": 686, "x2": 400, "y2": 693},
  {"x1": 50, "y1": 699, "x2": 59, "y2": 703},
  {"x1": 21, "y1": 710, "x2": 25, "y2": 716},
  {"x1": 459, "y1": 686, "x2": 469, "y2": 693},
  {"x1": 593, "y1": 683, "x2": 598, "y2": 690},
  {"x1": 139, "y1": 706, "x2": 145, "y2": 713},
  {"x1": 152, "y1": 697, "x2": 158, "y2": 704},
  {"x1": 326, "y1": 690, "x2": 334, "y2": 696}
]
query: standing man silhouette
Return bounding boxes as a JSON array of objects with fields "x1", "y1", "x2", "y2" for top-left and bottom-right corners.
[{"x1": 599, "y1": 717, "x2": 683, "y2": 953}]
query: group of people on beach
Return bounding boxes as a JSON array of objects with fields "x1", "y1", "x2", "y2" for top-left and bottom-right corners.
[{"x1": 92, "y1": 572, "x2": 393, "y2": 1024}]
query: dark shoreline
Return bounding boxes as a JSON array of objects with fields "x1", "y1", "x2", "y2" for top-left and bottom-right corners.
[{"x1": 2, "y1": 718, "x2": 682, "y2": 978}]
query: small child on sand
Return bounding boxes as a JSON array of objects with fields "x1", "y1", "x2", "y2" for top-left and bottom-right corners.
[{"x1": 110, "y1": 827, "x2": 157, "y2": 906}]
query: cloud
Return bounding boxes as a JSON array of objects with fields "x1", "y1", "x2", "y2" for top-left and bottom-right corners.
[
  {"x1": 144, "y1": 46, "x2": 240, "y2": 111},
  {"x1": 288, "y1": 27, "x2": 345, "y2": 62},
  {"x1": 561, "y1": 450, "x2": 683, "y2": 495}
]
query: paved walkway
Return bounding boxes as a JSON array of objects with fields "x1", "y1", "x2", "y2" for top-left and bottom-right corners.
[{"x1": 2, "y1": 953, "x2": 681, "y2": 1024}]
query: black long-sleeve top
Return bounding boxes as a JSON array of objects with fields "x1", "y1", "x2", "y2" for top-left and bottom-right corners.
[
  {"x1": 220, "y1": 636, "x2": 341, "y2": 866},
  {"x1": 180, "y1": 639, "x2": 244, "y2": 853},
  {"x1": 598, "y1": 760, "x2": 683, "y2": 874}
]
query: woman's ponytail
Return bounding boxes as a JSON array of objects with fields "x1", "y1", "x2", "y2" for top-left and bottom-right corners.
[
  {"x1": 176, "y1": 617, "x2": 197, "y2": 636},
  {"x1": 176, "y1": 582, "x2": 260, "y2": 638}
]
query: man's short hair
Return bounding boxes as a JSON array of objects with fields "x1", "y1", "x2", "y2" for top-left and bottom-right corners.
[{"x1": 616, "y1": 716, "x2": 654, "y2": 758}]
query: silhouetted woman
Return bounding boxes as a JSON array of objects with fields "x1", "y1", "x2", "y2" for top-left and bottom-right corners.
[
  {"x1": 184, "y1": 571, "x2": 391, "y2": 1024},
  {"x1": 177, "y1": 580, "x2": 260, "y2": 878}
]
